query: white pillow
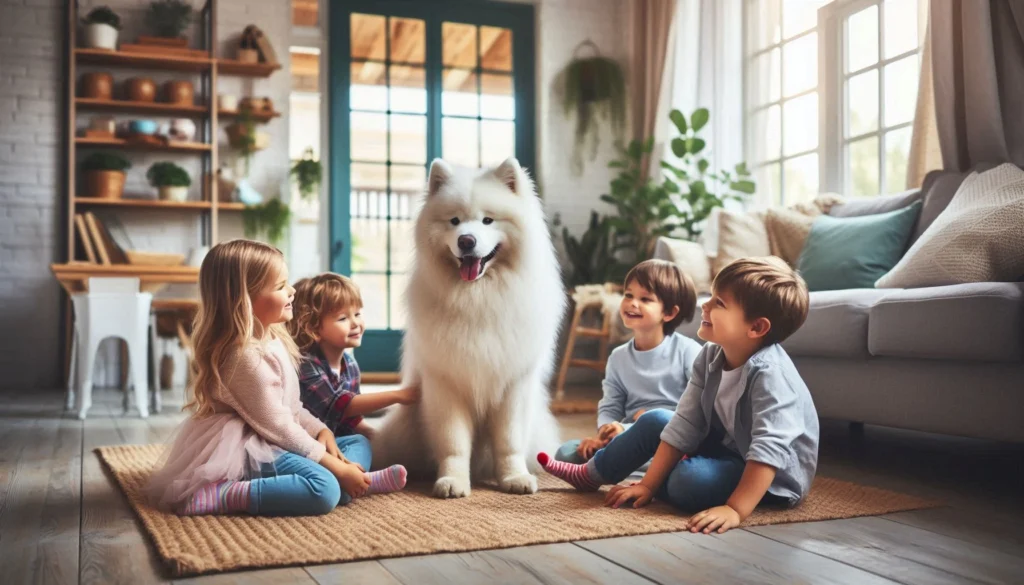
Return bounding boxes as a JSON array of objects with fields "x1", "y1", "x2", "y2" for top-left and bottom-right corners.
[
  {"x1": 712, "y1": 208, "x2": 770, "y2": 277},
  {"x1": 656, "y1": 237, "x2": 712, "y2": 294},
  {"x1": 876, "y1": 163, "x2": 1024, "y2": 288}
]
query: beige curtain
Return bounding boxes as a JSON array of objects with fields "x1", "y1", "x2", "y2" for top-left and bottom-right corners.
[
  {"x1": 906, "y1": 22, "x2": 942, "y2": 188},
  {"x1": 930, "y1": 0, "x2": 1024, "y2": 172},
  {"x1": 630, "y1": 0, "x2": 676, "y2": 154}
]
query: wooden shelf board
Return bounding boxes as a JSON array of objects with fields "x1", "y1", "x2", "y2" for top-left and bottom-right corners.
[
  {"x1": 217, "y1": 59, "x2": 281, "y2": 77},
  {"x1": 218, "y1": 109, "x2": 281, "y2": 122},
  {"x1": 217, "y1": 202, "x2": 247, "y2": 211},
  {"x1": 75, "y1": 98, "x2": 209, "y2": 117},
  {"x1": 74, "y1": 196, "x2": 213, "y2": 210},
  {"x1": 75, "y1": 48, "x2": 213, "y2": 72},
  {"x1": 75, "y1": 137, "x2": 212, "y2": 153}
]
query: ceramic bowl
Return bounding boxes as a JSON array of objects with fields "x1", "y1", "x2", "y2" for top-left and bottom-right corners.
[{"x1": 129, "y1": 119, "x2": 159, "y2": 135}]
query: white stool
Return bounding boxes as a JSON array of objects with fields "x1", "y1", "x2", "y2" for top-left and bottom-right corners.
[{"x1": 66, "y1": 277, "x2": 154, "y2": 419}]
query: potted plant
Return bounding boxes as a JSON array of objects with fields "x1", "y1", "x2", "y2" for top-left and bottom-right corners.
[
  {"x1": 146, "y1": 161, "x2": 192, "y2": 202},
  {"x1": 145, "y1": 0, "x2": 193, "y2": 42},
  {"x1": 290, "y1": 147, "x2": 322, "y2": 201},
  {"x1": 242, "y1": 198, "x2": 291, "y2": 246},
  {"x1": 558, "y1": 40, "x2": 626, "y2": 175},
  {"x1": 81, "y1": 6, "x2": 122, "y2": 51},
  {"x1": 226, "y1": 110, "x2": 268, "y2": 176},
  {"x1": 80, "y1": 152, "x2": 130, "y2": 199}
]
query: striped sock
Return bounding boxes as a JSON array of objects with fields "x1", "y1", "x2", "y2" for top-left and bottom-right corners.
[
  {"x1": 366, "y1": 465, "x2": 407, "y2": 495},
  {"x1": 177, "y1": 480, "x2": 251, "y2": 515},
  {"x1": 537, "y1": 452, "x2": 603, "y2": 491}
]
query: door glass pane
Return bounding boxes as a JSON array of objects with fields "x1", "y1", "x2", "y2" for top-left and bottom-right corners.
[
  {"x1": 389, "y1": 165, "x2": 424, "y2": 273},
  {"x1": 885, "y1": 127, "x2": 911, "y2": 193},
  {"x1": 481, "y1": 120, "x2": 514, "y2": 167},
  {"x1": 390, "y1": 114, "x2": 426, "y2": 164},
  {"x1": 351, "y1": 273, "x2": 388, "y2": 329},
  {"x1": 884, "y1": 56, "x2": 918, "y2": 127},
  {"x1": 389, "y1": 273, "x2": 408, "y2": 329},
  {"x1": 783, "y1": 92, "x2": 817, "y2": 156},
  {"x1": 390, "y1": 65, "x2": 426, "y2": 114},
  {"x1": 480, "y1": 74, "x2": 514, "y2": 119},
  {"x1": 350, "y1": 62, "x2": 386, "y2": 111},
  {"x1": 782, "y1": 0, "x2": 826, "y2": 40},
  {"x1": 846, "y1": 5, "x2": 878, "y2": 73},
  {"x1": 783, "y1": 153, "x2": 818, "y2": 204},
  {"x1": 783, "y1": 33, "x2": 816, "y2": 97},
  {"x1": 443, "y1": 117, "x2": 479, "y2": 167},
  {"x1": 389, "y1": 17, "x2": 425, "y2": 64},
  {"x1": 848, "y1": 136, "x2": 879, "y2": 196},
  {"x1": 847, "y1": 69, "x2": 878, "y2": 137},
  {"x1": 350, "y1": 112, "x2": 387, "y2": 161},
  {"x1": 350, "y1": 164, "x2": 388, "y2": 273},
  {"x1": 351, "y1": 14, "x2": 386, "y2": 60},
  {"x1": 480, "y1": 26, "x2": 512, "y2": 71},
  {"x1": 443, "y1": 69, "x2": 478, "y2": 116},
  {"x1": 884, "y1": 0, "x2": 918, "y2": 58},
  {"x1": 443, "y1": 22, "x2": 477, "y2": 68}
]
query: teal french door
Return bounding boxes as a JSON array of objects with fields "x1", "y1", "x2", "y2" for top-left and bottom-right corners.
[{"x1": 329, "y1": 0, "x2": 535, "y2": 371}]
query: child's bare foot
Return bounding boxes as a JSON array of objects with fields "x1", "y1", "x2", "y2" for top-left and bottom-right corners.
[{"x1": 337, "y1": 461, "x2": 371, "y2": 498}]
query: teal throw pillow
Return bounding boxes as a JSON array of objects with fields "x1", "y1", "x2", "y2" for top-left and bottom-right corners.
[{"x1": 797, "y1": 201, "x2": 922, "y2": 291}]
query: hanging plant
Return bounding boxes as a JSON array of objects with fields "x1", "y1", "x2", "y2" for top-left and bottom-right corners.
[
  {"x1": 289, "y1": 147, "x2": 322, "y2": 201},
  {"x1": 242, "y1": 198, "x2": 291, "y2": 247},
  {"x1": 558, "y1": 40, "x2": 626, "y2": 175}
]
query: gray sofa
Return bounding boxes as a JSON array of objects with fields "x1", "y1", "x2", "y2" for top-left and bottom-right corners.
[{"x1": 661, "y1": 167, "x2": 1024, "y2": 443}]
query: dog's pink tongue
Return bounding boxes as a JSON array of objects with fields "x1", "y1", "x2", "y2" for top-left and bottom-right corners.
[{"x1": 460, "y1": 257, "x2": 482, "y2": 281}]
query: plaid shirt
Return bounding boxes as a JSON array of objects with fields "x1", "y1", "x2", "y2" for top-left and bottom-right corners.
[{"x1": 297, "y1": 343, "x2": 363, "y2": 436}]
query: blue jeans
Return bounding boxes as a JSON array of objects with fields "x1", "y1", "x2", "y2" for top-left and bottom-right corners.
[
  {"x1": 247, "y1": 434, "x2": 372, "y2": 516},
  {"x1": 591, "y1": 409, "x2": 766, "y2": 512}
]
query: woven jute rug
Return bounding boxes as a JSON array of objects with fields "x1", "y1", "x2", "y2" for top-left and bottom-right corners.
[
  {"x1": 97, "y1": 444, "x2": 939, "y2": 577},
  {"x1": 549, "y1": 398, "x2": 599, "y2": 414}
]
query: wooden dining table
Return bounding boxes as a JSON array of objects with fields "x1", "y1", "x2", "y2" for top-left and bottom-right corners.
[{"x1": 50, "y1": 262, "x2": 200, "y2": 294}]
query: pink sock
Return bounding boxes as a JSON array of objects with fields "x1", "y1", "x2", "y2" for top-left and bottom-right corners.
[
  {"x1": 177, "y1": 480, "x2": 250, "y2": 515},
  {"x1": 367, "y1": 465, "x2": 407, "y2": 495},
  {"x1": 537, "y1": 453, "x2": 603, "y2": 491}
]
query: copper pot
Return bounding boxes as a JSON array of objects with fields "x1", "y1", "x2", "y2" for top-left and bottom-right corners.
[
  {"x1": 125, "y1": 77, "x2": 156, "y2": 102},
  {"x1": 83, "y1": 170, "x2": 126, "y2": 199},
  {"x1": 163, "y1": 80, "x2": 194, "y2": 105},
  {"x1": 80, "y1": 72, "x2": 113, "y2": 100}
]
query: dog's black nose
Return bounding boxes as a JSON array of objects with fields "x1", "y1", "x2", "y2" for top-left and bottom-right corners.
[{"x1": 457, "y1": 234, "x2": 476, "y2": 252}]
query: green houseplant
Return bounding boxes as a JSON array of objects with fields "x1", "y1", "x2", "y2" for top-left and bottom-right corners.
[
  {"x1": 146, "y1": 161, "x2": 191, "y2": 202},
  {"x1": 557, "y1": 211, "x2": 629, "y2": 288},
  {"x1": 243, "y1": 198, "x2": 291, "y2": 246},
  {"x1": 290, "y1": 147, "x2": 322, "y2": 201},
  {"x1": 145, "y1": 0, "x2": 193, "y2": 39},
  {"x1": 81, "y1": 152, "x2": 130, "y2": 199},
  {"x1": 81, "y1": 6, "x2": 122, "y2": 50},
  {"x1": 558, "y1": 41, "x2": 626, "y2": 175}
]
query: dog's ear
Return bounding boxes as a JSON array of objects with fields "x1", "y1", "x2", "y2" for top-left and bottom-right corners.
[
  {"x1": 494, "y1": 157, "x2": 521, "y2": 194},
  {"x1": 427, "y1": 159, "x2": 453, "y2": 196}
]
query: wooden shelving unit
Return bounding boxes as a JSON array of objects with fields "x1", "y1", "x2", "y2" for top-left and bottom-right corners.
[
  {"x1": 76, "y1": 97, "x2": 209, "y2": 118},
  {"x1": 217, "y1": 59, "x2": 281, "y2": 78},
  {"x1": 75, "y1": 47, "x2": 213, "y2": 72},
  {"x1": 75, "y1": 137, "x2": 213, "y2": 152},
  {"x1": 219, "y1": 109, "x2": 281, "y2": 121},
  {"x1": 73, "y1": 196, "x2": 214, "y2": 211}
]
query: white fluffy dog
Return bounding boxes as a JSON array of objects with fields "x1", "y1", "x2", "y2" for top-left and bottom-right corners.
[{"x1": 370, "y1": 157, "x2": 565, "y2": 498}]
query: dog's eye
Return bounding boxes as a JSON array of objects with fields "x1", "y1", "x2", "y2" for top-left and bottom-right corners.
[
  {"x1": 450, "y1": 217, "x2": 460, "y2": 226},
  {"x1": 482, "y1": 217, "x2": 494, "y2": 225}
]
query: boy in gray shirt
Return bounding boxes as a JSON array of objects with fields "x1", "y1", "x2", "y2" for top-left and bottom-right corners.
[
  {"x1": 540, "y1": 257, "x2": 819, "y2": 535},
  {"x1": 554, "y1": 259, "x2": 701, "y2": 464}
]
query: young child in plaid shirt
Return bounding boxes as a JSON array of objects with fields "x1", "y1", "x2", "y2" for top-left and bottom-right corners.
[{"x1": 288, "y1": 273, "x2": 419, "y2": 440}]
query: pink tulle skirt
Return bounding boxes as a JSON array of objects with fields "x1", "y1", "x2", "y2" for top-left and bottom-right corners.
[{"x1": 144, "y1": 413, "x2": 281, "y2": 511}]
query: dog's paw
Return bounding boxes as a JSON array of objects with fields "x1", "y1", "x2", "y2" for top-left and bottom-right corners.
[
  {"x1": 433, "y1": 476, "x2": 471, "y2": 498},
  {"x1": 499, "y1": 473, "x2": 538, "y2": 495}
]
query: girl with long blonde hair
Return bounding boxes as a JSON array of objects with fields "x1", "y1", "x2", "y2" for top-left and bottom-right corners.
[{"x1": 146, "y1": 239, "x2": 405, "y2": 516}]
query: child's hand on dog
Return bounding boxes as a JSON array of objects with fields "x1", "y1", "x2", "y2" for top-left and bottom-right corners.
[{"x1": 397, "y1": 385, "x2": 421, "y2": 405}]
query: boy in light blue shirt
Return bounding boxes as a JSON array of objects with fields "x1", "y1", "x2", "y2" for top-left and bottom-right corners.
[
  {"x1": 541, "y1": 257, "x2": 819, "y2": 535},
  {"x1": 554, "y1": 259, "x2": 701, "y2": 464}
]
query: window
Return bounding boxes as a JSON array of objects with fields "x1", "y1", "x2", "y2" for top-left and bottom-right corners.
[{"x1": 744, "y1": 0, "x2": 923, "y2": 204}]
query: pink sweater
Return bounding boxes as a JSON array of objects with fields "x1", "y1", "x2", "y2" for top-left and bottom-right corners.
[{"x1": 146, "y1": 338, "x2": 328, "y2": 509}]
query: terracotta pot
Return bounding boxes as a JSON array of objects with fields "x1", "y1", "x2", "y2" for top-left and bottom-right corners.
[
  {"x1": 83, "y1": 170, "x2": 126, "y2": 199},
  {"x1": 80, "y1": 72, "x2": 113, "y2": 100},
  {"x1": 83, "y1": 23, "x2": 118, "y2": 50},
  {"x1": 163, "y1": 80, "x2": 194, "y2": 105},
  {"x1": 125, "y1": 77, "x2": 156, "y2": 102},
  {"x1": 237, "y1": 48, "x2": 258, "y2": 63}
]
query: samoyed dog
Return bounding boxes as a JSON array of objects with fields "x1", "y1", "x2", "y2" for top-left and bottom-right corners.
[{"x1": 370, "y1": 157, "x2": 565, "y2": 498}]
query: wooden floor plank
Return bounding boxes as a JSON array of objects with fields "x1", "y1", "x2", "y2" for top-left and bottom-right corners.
[
  {"x1": 173, "y1": 567, "x2": 318, "y2": 585},
  {"x1": 30, "y1": 414, "x2": 83, "y2": 585},
  {"x1": 882, "y1": 508, "x2": 1024, "y2": 559},
  {"x1": 577, "y1": 529, "x2": 900, "y2": 585},
  {"x1": 304, "y1": 560, "x2": 404, "y2": 585},
  {"x1": 380, "y1": 542, "x2": 654, "y2": 585},
  {"x1": 748, "y1": 515, "x2": 1024, "y2": 585}
]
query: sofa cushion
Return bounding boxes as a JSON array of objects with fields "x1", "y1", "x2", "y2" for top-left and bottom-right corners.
[
  {"x1": 913, "y1": 162, "x2": 1001, "y2": 245},
  {"x1": 782, "y1": 289, "x2": 893, "y2": 359},
  {"x1": 868, "y1": 282, "x2": 1024, "y2": 362},
  {"x1": 829, "y1": 189, "x2": 921, "y2": 218}
]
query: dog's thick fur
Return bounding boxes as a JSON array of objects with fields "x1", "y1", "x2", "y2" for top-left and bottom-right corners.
[{"x1": 369, "y1": 158, "x2": 565, "y2": 498}]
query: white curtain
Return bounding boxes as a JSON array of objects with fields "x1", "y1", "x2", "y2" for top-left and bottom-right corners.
[{"x1": 654, "y1": 0, "x2": 745, "y2": 251}]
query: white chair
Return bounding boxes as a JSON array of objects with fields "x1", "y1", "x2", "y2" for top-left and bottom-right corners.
[{"x1": 66, "y1": 277, "x2": 154, "y2": 419}]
